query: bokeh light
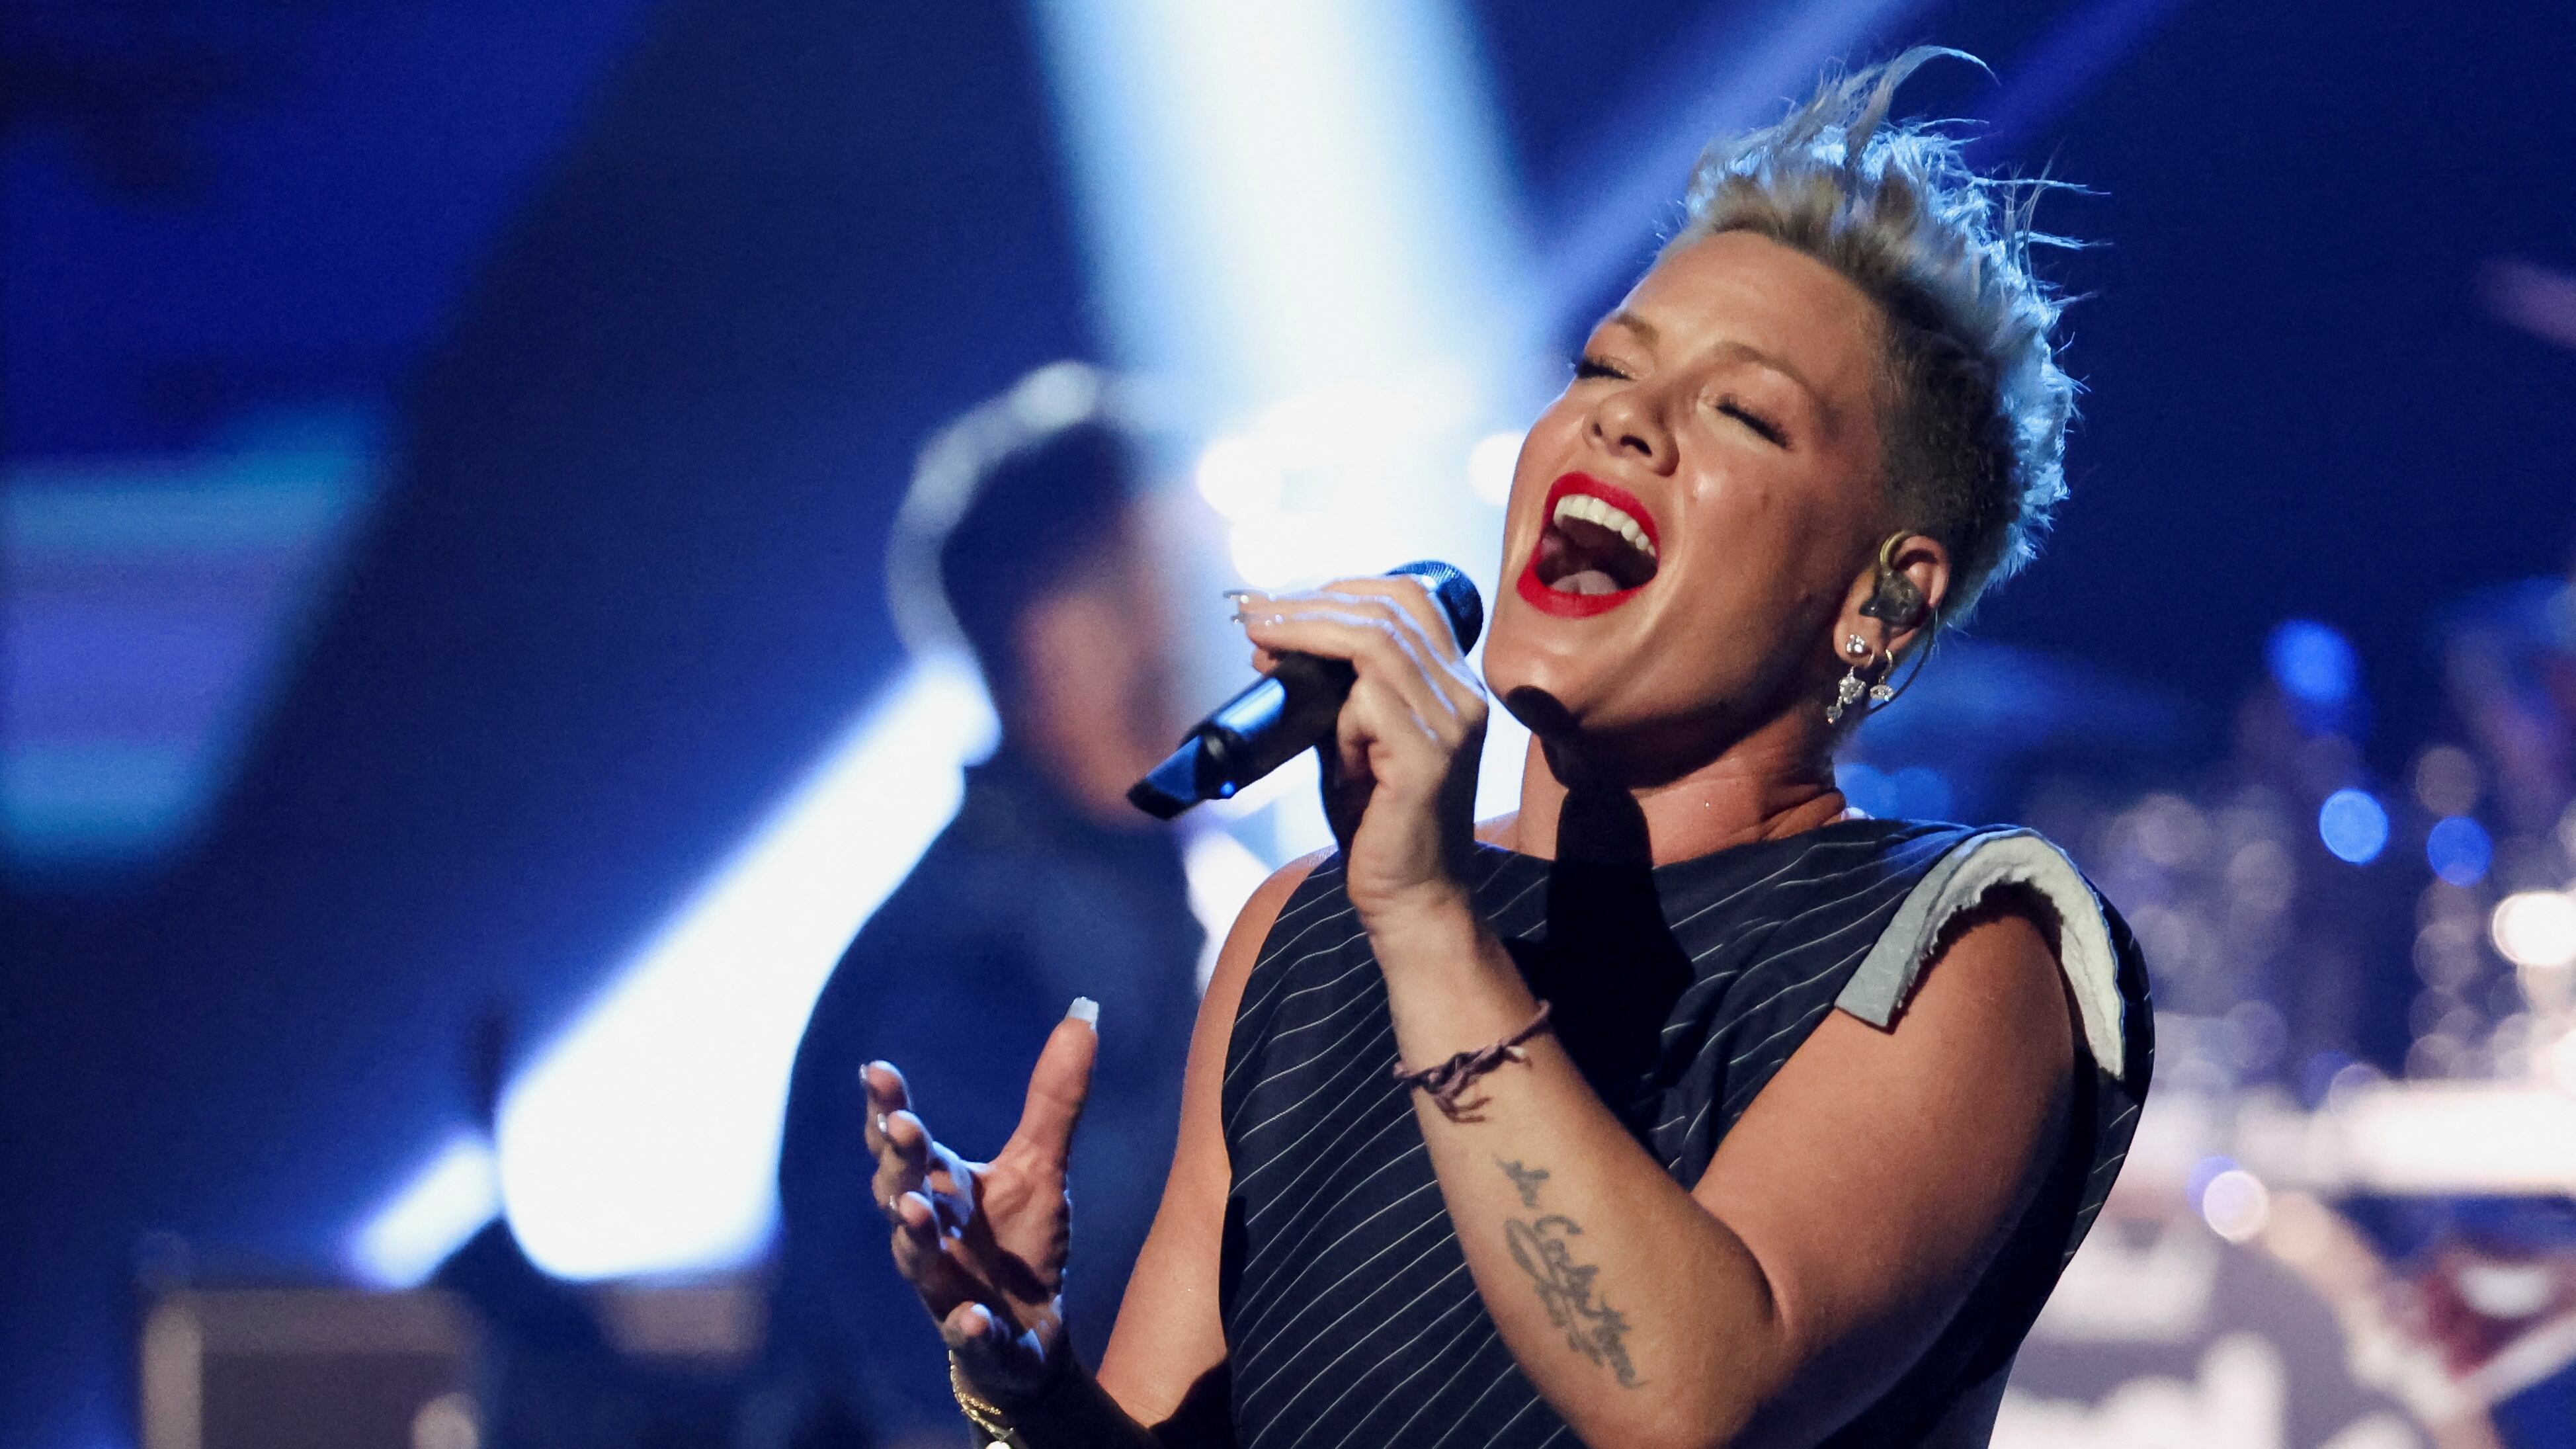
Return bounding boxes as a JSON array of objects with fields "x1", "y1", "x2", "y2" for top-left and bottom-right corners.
[
  {"x1": 2316, "y1": 788, "x2": 2388, "y2": 864},
  {"x1": 2492, "y1": 890, "x2": 2576, "y2": 970},
  {"x1": 2413, "y1": 743, "x2": 2480, "y2": 815},
  {"x1": 2265, "y1": 618, "x2": 2358, "y2": 708},
  {"x1": 1194, "y1": 435, "x2": 1282, "y2": 520},
  {"x1": 2198, "y1": 1167, "x2": 2272, "y2": 1243},
  {"x1": 2425, "y1": 814, "x2": 2493, "y2": 886}
]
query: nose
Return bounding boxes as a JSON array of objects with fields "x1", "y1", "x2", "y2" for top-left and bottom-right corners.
[{"x1": 1584, "y1": 375, "x2": 1678, "y2": 475}]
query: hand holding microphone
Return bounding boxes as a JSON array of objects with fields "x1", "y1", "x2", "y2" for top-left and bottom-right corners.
[
  {"x1": 1142, "y1": 563, "x2": 1493, "y2": 927},
  {"x1": 1128, "y1": 561, "x2": 1485, "y2": 818}
]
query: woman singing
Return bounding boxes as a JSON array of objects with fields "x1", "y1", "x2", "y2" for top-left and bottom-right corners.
[{"x1": 860, "y1": 51, "x2": 2150, "y2": 1448}]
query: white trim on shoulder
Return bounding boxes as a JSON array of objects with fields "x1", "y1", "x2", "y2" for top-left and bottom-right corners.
[{"x1": 1833, "y1": 829, "x2": 2127, "y2": 1079}]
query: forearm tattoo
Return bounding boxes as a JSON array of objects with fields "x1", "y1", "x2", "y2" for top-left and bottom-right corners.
[{"x1": 1493, "y1": 1158, "x2": 1643, "y2": 1388}]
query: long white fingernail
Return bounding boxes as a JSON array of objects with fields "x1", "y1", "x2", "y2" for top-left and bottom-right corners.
[{"x1": 1067, "y1": 996, "x2": 1099, "y2": 1026}]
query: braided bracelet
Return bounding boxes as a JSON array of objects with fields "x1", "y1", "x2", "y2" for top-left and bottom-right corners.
[
  {"x1": 1392, "y1": 1001, "x2": 1554, "y2": 1123},
  {"x1": 950, "y1": 1355, "x2": 1017, "y2": 1449}
]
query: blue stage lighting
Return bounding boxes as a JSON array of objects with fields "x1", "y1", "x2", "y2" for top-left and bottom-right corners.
[
  {"x1": 2266, "y1": 619, "x2": 2358, "y2": 709},
  {"x1": 1835, "y1": 763, "x2": 1897, "y2": 818},
  {"x1": 356, "y1": 656, "x2": 997, "y2": 1281},
  {"x1": 349, "y1": 1134, "x2": 498, "y2": 1287},
  {"x1": 2317, "y1": 788, "x2": 2388, "y2": 865},
  {"x1": 4, "y1": 417, "x2": 379, "y2": 873},
  {"x1": 2426, "y1": 815, "x2": 2493, "y2": 886},
  {"x1": 1892, "y1": 766, "x2": 1954, "y2": 822}
]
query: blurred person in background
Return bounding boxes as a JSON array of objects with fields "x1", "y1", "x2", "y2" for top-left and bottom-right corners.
[{"x1": 758, "y1": 368, "x2": 1204, "y2": 1448}]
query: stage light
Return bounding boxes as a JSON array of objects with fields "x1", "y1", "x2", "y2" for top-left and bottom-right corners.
[
  {"x1": 1183, "y1": 827, "x2": 1273, "y2": 990},
  {"x1": 2197, "y1": 1167, "x2": 2270, "y2": 1244},
  {"x1": 1226, "y1": 514, "x2": 1339, "y2": 591},
  {"x1": 2425, "y1": 815, "x2": 2492, "y2": 886},
  {"x1": 493, "y1": 655, "x2": 995, "y2": 1279},
  {"x1": 354, "y1": 655, "x2": 996, "y2": 1282},
  {"x1": 1029, "y1": 0, "x2": 1546, "y2": 869},
  {"x1": 1194, "y1": 435, "x2": 1281, "y2": 522},
  {"x1": 2317, "y1": 788, "x2": 2388, "y2": 865},
  {"x1": 348, "y1": 1134, "x2": 497, "y2": 1288},
  {"x1": 1468, "y1": 431, "x2": 1521, "y2": 506},
  {"x1": 2492, "y1": 890, "x2": 2576, "y2": 972},
  {"x1": 4, "y1": 418, "x2": 380, "y2": 872},
  {"x1": 2266, "y1": 619, "x2": 2357, "y2": 709},
  {"x1": 2413, "y1": 744, "x2": 2480, "y2": 816},
  {"x1": 2331, "y1": 1081, "x2": 2576, "y2": 1193}
]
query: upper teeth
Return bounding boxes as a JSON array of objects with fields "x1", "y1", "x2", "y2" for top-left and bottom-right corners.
[{"x1": 1553, "y1": 493, "x2": 1656, "y2": 558}]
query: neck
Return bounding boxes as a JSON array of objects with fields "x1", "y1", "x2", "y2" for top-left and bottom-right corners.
[{"x1": 1503, "y1": 708, "x2": 1847, "y2": 864}]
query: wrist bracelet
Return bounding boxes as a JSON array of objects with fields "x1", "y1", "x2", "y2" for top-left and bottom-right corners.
[
  {"x1": 950, "y1": 1354, "x2": 1017, "y2": 1449},
  {"x1": 1392, "y1": 999, "x2": 1553, "y2": 1123}
]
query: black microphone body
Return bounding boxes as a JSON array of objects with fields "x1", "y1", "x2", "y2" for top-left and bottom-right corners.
[{"x1": 1128, "y1": 560, "x2": 1484, "y2": 819}]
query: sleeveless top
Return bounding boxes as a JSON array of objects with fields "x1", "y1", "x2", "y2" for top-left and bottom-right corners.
[{"x1": 1217, "y1": 818, "x2": 2153, "y2": 1448}]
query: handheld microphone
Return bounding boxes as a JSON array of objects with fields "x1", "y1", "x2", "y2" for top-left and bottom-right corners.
[{"x1": 1127, "y1": 561, "x2": 1485, "y2": 819}]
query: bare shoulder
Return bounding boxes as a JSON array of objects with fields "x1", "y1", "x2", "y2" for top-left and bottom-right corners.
[
  {"x1": 1207, "y1": 848, "x2": 1331, "y2": 995},
  {"x1": 1190, "y1": 846, "x2": 1331, "y2": 1086},
  {"x1": 1897, "y1": 884, "x2": 2077, "y2": 1065}
]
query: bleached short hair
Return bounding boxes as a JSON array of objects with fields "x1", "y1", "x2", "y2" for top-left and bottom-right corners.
[{"x1": 1669, "y1": 47, "x2": 2079, "y2": 621}]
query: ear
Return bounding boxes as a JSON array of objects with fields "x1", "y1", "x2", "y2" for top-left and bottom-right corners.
[{"x1": 1835, "y1": 532, "x2": 1951, "y2": 663}]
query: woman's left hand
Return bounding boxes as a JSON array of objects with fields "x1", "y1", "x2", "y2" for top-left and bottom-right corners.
[{"x1": 1237, "y1": 577, "x2": 1489, "y2": 927}]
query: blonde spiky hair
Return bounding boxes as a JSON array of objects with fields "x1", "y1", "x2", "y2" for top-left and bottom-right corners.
[{"x1": 1670, "y1": 47, "x2": 2079, "y2": 620}]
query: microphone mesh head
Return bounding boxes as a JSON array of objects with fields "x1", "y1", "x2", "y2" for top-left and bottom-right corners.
[{"x1": 1388, "y1": 559, "x2": 1484, "y2": 652}]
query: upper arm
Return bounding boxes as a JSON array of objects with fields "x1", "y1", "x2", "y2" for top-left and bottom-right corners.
[
  {"x1": 1689, "y1": 891, "x2": 2077, "y2": 1444},
  {"x1": 1095, "y1": 850, "x2": 1325, "y2": 1421}
]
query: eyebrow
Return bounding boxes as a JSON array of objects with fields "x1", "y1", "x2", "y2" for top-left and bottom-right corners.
[
  {"x1": 1603, "y1": 308, "x2": 1660, "y2": 346},
  {"x1": 1601, "y1": 310, "x2": 1830, "y2": 417}
]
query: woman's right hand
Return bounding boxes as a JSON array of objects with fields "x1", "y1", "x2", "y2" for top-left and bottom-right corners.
[{"x1": 864, "y1": 1001, "x2": 1099, "y2": 1402}]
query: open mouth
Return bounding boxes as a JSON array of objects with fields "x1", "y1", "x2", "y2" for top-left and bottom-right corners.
[{"x1": 1516, "y1": 472, "x2": 1660, "y2": 617}]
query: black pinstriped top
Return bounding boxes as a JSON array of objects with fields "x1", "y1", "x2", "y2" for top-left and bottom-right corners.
[{"x1": 1216, "y1": 817, "x2": 2153, "y2": 1448}]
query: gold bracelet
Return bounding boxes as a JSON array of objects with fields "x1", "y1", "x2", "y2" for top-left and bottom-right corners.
[{"x1": 949, "y1": 1354, "x2": 1017, "y2": 1449}]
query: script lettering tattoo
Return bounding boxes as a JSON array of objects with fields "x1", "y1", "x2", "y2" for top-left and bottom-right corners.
[{"x1": 1493, "y1": 1160, "x2": 1643, "y2": 1387}]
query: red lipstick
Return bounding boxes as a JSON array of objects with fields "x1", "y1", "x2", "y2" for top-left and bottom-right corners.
[{"x1": 1515, "y1": 472, "x2": 1659, "y2": 618}]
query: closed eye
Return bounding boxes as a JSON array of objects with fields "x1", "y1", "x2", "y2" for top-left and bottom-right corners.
[
  {"x1": 1574, "y1": 354, "x2": 1632, "y2": 382},
  {"x1": 1716, "y1": 396, "x2": 1787, "y2": 448}
]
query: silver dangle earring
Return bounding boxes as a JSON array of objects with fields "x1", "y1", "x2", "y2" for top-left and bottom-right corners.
[{"x1": 1827, "y1": 634, "x2": 1871, "y2": 724}]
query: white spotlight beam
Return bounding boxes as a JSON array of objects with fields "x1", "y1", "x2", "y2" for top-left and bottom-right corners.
[
  {"x1": 1534, "y1": 0, "x2": 1937, "y2": 334},
  {"x1": 351, "y1": 655, "x2": 995, "y2": 1282},
  {"x1": 349, "y1": 1134, "x2": 499, "y2": 1288},
  {"x1": 1030, "y1": 0, "x2": 1532, "y2": 421},
  {"x1": 1029, "y1": 0, "x2": 1544, "y2": 848}
]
